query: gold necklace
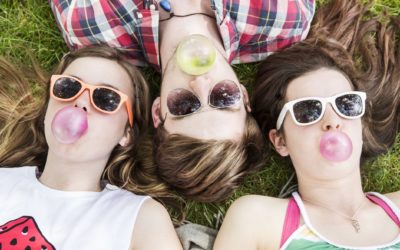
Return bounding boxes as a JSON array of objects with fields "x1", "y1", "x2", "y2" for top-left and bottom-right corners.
[{"x1": 302, "y1": 196, "x2": 368, "y2": 233}]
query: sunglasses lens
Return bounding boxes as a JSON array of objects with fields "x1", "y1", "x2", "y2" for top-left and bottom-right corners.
[
  {"x1": 93, "y1": 88, "x2": 121, "y2": 112},
  {"x1": 293, "y1": 100, "x2": 323, "y2": 124},
  {"x1": 167, "y1": 89, "x2": 201, "y2": 116},
  {"x1": 209, "y1": 80, "x2": 241, "y2": 108},
  {"x1": 53, "y1": 77, "x2": 81, "y2": 99},
  {"x1": 335, "y1": 93, "x2": 363, "y2": 117}
]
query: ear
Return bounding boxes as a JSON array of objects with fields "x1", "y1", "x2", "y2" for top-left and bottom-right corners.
[
  {"x1": 151, "y1": 97, "x2": 162, "y2": 128},
  {"x1": 269, "y1": 129, "x2": 289, "y2": 156},
  {"x1": 240, "y1": 84, "x2": 251, "y2": 113},
  {"x1": 119, "y1": 127, "x2": 132, "y2": 147}
]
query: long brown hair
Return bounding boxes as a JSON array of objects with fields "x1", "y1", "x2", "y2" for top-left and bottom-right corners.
[
  {"x1": 252, "y1": 0, "x2": 400, "y2": 160},
  {"x1": 0, "y1": 46, "x2": 173, "y2": 198}
]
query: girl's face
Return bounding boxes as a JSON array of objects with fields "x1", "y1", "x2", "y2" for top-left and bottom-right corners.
[
  {"x1": 270, "y1": 68, "x2": 364, "y2": 181},
  {"x1": 44, "y1": 57, "x2": 134, "y2": 163}
]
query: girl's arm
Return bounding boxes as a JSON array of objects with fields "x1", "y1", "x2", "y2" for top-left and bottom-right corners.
[
  {"x1": 214, "y1": 195, "x2": 287, "y2": 250},
  {"x1": 131, "y1": 199, "x2": 183, "y2": 250}
]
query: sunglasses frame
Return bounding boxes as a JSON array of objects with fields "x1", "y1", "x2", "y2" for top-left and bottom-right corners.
[
  {"x1": 276, "y1": 91, "x2": 367, "y2": 130},
  {"x1": 166, "y1": 79, "x2": 243, "y2": 118},
  {"x1": 50, "y1": 75, "x2": 133, "y2": 127}
]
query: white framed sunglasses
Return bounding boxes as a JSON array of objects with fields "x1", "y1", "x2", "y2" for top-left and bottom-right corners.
[{"x1": 276, "y1": 91, "x2": 367, "y2": 130}]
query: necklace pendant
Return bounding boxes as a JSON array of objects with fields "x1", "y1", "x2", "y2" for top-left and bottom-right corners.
[
  {"x1": 159, "y1": 0, "x2": 172, "y2": 12},
  {"x1": 351, "y1": 219, "x2": 360, "y2": 233}
]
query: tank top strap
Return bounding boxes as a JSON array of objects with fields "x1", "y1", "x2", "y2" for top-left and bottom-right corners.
[
  {"x1": 280, "y1": 195, "x2": 301, "y2": 248},
  {"x1": 366, "y1": 192, "x2": 400, "y2": 227}
]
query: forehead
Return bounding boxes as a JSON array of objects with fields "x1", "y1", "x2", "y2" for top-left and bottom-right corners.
[
  {"x1": 164, "y1": 110, "x2": 246, "y2": 140},
  {"x1": 62, "y1": 57, "x2": 134, "y2": 96},
  {"x1": 286, "y1": 68, "x2": 353, "y2": 101}
]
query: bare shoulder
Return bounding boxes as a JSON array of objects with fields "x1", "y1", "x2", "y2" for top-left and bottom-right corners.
[
  {"x1": 383, "y1": 191, "x2": 400, "y2": 207},
  {"x1": 137, "y1": 198, "x2": 170, "y2": 218},
  {"x1": 228, "y1": 194, "x2": 289, "y2": 218},
  {"x1": 131, "y1": 198, "x2": 182, "y2": 250},
  {"x1": 134, "y1": 198, "x2": 173, "y2": 228},
  {"x1": 229, "y1": 195, "x2": 290, "y2": 233},
  {"x1": 214, "y1": 195, "x2": 289, "y2": 250}
]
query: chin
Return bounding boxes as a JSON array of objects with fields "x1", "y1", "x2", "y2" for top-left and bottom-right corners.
[{"x1": 320, "y1": 156, "x2": 361, "y2": 176}]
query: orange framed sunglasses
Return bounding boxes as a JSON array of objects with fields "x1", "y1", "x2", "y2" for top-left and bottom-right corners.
[{"x1": 50, "y1": 75, "x2": 133, "y2": 127}]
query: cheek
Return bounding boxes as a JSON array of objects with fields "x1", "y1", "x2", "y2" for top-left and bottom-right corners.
[
  {"x1": 283, "y1": 118, "x2": 314, "y2": 146},
  {"x1": 350, "y1": 120, "x2": 364, "y2": 151},
  {"x1": 283, "y1": 121, "x2": 321, "y2": 161},
  {"x1": 286, "y1": 129, "x2": 318, "y2": 152},
  {"x1": 44, "y1": 99, "x2": 62, "y2": 135},
  {"x1": 93, "y1": 110, "x2": 127, "y2": 140}
]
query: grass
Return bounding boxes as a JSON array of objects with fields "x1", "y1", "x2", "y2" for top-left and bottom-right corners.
[
  {"x1": 0, "y1": 0, "x2": 66, "y2": 70},
  {"x1": 1, "y1": 0, "x2": 399, "y2": 229}
]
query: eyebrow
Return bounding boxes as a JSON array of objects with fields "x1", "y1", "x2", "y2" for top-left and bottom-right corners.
[{"x1": 69, "y1": 75, "x2": 121, "y2": 91}]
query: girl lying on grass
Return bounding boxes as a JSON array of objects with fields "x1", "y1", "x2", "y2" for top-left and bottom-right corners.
[
  {"x1": 214, "y1": 0, "x2": 400, "y2": 249},
  {"x1": 0, "y1": 46, "x2": 182, "y2": 250}
]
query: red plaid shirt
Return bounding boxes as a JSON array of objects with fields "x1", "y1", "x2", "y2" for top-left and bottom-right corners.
[{"x1": 50, "y1": 0, "x2": 315, "y2": 71}]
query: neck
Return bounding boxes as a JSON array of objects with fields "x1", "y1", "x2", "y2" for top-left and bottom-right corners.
[
  {"x1": 297, "y1": 165, "x2": 366, "y2": 215},
  {"x1": 39, "y1": 151, "x2": 108, "y2": 192},
  {"x1": 159, "y1": 0, "x2": 224, "y2": 72}
]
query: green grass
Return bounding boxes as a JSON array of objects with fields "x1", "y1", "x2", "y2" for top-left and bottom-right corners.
[
  {"x1": 0, "y1": 0, "x2": 66, "y2": 70},
  {"x1": 1, "y1": 0, "x2": 399, "y2": 229},
  {"x1": 369, "y1": 0, "x2": 400, "y2": 16}
]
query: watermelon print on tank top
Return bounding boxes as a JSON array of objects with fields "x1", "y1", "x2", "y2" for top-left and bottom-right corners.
[{"x1": 0, "y1": 216, "x2": 55, "y2": 250}]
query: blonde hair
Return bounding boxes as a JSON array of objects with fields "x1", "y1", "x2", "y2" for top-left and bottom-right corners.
[{"x1": 0, "y1": 46, "x2": 173, "y2": 198}]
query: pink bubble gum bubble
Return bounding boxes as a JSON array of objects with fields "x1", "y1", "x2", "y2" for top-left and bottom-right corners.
[
  {"x1": 319, "y1": 131, "x2": 353, "y2": 162},
  {"x1": 51, "y1": 106, "x2": 88, "y2": 144}
]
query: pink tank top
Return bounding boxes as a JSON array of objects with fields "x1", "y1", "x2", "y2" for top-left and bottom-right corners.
[{"x1": 280, "y1": 192, "x2": 400, "y2": 248}]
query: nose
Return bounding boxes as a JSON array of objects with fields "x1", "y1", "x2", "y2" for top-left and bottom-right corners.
[
  {"x1": 321, "y1": 104, "x2": 342, "y2": 131},
  {"x1": 188, "y1": 75, "x2": 212, "y2": 104},
  {"x1": 73, "y1": 89, "x2": 91, "y2": 112}
]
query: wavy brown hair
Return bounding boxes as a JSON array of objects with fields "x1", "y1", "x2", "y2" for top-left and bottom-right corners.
[
  {"x1": 0, "y1": 46, "x2": 173, "y2": 198},
  {"x1": 149, "y1": 115, "x2": 265, "y2": 203},
  {"x1": 252, "y1": 0, "x2": 400, "y2": 160}
]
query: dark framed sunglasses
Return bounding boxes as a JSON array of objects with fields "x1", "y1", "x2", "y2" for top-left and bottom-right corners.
[
  {"x1": 276, "y1": 91, "x2": 367, "y2": 129},
  {"x1": 166, "y1": 80, "x2": 242, "y2": 117},
  {"x1": 50, "y1": 75, "x2": 133, "y2": 127}
]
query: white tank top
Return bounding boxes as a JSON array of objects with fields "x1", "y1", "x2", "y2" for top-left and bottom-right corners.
[{"x1": 0, "y1": 166, "x2": 149, "y2": 250}]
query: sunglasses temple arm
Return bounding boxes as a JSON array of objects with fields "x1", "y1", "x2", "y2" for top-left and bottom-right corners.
[
  {"x1": 126, "y1": 101, "x2": 134, "y2": 128},
  {"x1": 276, "y1": 104, "x2": 289, "y2": 130}
]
